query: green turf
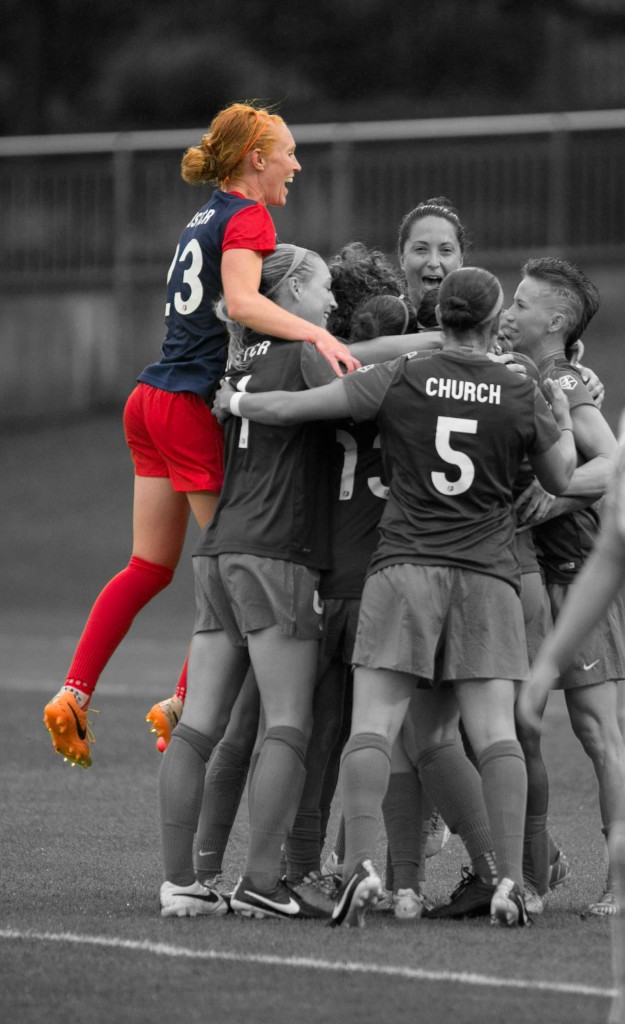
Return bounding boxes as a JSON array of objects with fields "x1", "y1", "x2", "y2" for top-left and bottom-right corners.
[{"x1": 0, "y1": 414, "x2": 619, "y2": 1024}]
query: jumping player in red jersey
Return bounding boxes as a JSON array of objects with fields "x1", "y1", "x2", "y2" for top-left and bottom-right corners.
[
  {"x1": 42, "y1": 102, "x2": 358, "y2": 768},
  {"x1": 215, "y1": 266, "x2": 577, "y2": 927}
]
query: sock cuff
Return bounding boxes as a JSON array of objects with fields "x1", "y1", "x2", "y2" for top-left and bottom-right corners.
[
  {"x1": 478, "y1": 739, "x2": 525, "y2": 772},
  {"x1": 415, "y1": 739, "x2": 457, "y2": 773},
  {"x1": 263, "y1": 726, "x2": 308, "y2": 764},
  {"x1": 172, "y1": 722, "x2": 215, "y2": 762},
  {"x1": 341, "y1": 731, "x2": 392, "y2": 764},
  {"x1": 217, "y1": 738, "x2": 253, "y2": 768},
  {"x1": 128, "y1": 554, "x2": 174, "y2": 587}
]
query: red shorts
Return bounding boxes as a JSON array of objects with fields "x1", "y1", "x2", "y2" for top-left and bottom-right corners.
[{"x1": 123, "y1": 382, "x2": 224, "y2": 493}]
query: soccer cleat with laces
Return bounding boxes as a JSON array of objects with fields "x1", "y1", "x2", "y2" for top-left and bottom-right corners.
[
  {"x1": 43, "y1": 690, "x2": 95, "y2": 768},
  {"x1": 583, "y1": 888, "x2": 620, "y2": 918},
  {"x1": 330, "y1": 859, "x2": 383, "y2": 928},
  {"x1": 146, "y1": 695, "x2": 183, "y2": 752},
  {"x1": 231, "y1": 876, "x2": 330, "y2": 920},
  {"x1": 321, "y1": 850, "x2": 343, "y2": 883},
  {"x1": 490, "y1": 877, "x2": 531, "y2": 927},
  {"x1": 160, "y1": 879, "x2": 229, "y2": 918},
  {"x1": 549, "y1": 848, "x2": 572, "y2": 890},
  {"x1": 288, "y1": 871, "x2": 337, "y2": 915},
  {"x1": 393, "y1": 887, "x2": 426, "y2": 921},
  {"x1": 424, "y1": 866, "x2": 495, "y2": 920},
  {"x1": 425, "y1": 811, "x2": 451, "y2": 858},
  {"x1": 523, "y1": 881, "x2": 545, "y2": 916}
]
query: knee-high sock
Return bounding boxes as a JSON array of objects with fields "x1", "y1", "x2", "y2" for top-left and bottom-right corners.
[
  {"x1": 194, "y1": 739, "x2": 251, "y2": 880},
  {"x1": 286, "y1": 695, "x2": 346, "y2": 881},
  {"x1": 478, "y1": 739, "x2": 528, "y2": 889},
  {"x1": 175, "y1": 658, "x2": 189, "y2": 702},
  {"x1": 382, "y1": 769, "x2": 423, "y2": 892},
  {"x1": 522, "y1": 737, "x2": 550, "y2": 894},
  {"x1": 341, "y1": 732, "x2": 392, "y2": 880},
  {"x1": 244, "y1": 726, "x2": 308, "y2": 890},
  {"x1": 159, "y1": 723, "x2": 216, "y2": 885},
  {"x1": 416, "y1": 740, "x2": 496, "y2": 882},
  {"x1": 67, "y1": 556, "x2": 174, "y2": 696}
]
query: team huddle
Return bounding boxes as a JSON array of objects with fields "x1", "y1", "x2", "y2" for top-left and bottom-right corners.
[{"x1": 42, "y1": 101, "x2": 625, "y2": 932}]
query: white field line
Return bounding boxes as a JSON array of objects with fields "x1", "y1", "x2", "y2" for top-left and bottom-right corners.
[{"x1": 0, "y1": 928, "x2": 616, "y2": 1000}]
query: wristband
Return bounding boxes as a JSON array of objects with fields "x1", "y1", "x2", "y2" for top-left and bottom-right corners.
[{"x1": 229, "y1": 392, "x2": 244, "y2": 417}]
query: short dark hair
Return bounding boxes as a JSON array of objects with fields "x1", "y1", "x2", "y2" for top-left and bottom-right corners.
[{"x1": 522, "y1": 257, "x2": 599, "y2": 357}]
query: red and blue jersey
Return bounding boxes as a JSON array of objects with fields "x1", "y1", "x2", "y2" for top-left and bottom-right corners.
[{"x1": 138, "y1": 191, "x2": 276, "y2": 401}]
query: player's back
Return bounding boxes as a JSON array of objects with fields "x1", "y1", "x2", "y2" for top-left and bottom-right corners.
[{"x1": 363, "y1": 349, "x2": 551, "y2": 588}]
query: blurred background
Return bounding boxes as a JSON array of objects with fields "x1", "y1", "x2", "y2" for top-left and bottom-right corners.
[{"x1": 1, "y1": 0, "x2": 625, "y2": 429}]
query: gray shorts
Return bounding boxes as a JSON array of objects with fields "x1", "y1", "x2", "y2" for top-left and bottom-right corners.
[
  {"x1": 547, "y1": 581, "x2": 625, "y2": 689},
  {"x1": 193, "y1": 553, "x2": 324, "y2": 645},
  {"x1": 521, "y1": 571, "x2": 552, "y2": 665},
  {"x1": 352, "y1": 564, "x2": 528, "y2": 684},
  {"x1": 318, "y1": 597, "x2": 360, "y2": 678}
]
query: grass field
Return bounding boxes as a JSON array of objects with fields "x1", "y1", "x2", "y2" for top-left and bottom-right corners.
[{"x1": 0, "y1": 412, "x2": 622, "y2": 1024}]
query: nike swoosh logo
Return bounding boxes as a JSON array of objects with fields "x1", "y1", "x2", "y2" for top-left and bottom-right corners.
[
  {"x1": 242, "y1": 889, "x2": 300, "y2": 915},
  {"x1": 69, "y1": 704, "x2": 87, "y2": 741},
  {"x1": 197, "y1": 850, "x2": 217, "y2": 858},
  {"x1": 172, "y1": 891, "x2": 221, "y2": 904},
  {"x1": 583, "y1": 660, "x2": 600, "y2": 671}
]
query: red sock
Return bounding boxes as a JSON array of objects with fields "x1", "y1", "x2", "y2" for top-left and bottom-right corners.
[
  {"x1": 175, "y1": 658, "x2": 188, "y2": 702},
  {"x1": 66, "y1": 555, "x2": 174, "y2": 698}
]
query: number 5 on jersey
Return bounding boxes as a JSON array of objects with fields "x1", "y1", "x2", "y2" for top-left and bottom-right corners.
[{"x1": 432, "y1": 416, "x2": 477, "y2": 496}]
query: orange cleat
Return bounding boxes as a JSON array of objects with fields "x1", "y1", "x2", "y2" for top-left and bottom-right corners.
[
  {"x1": 43, "y1": 690, "x2": 94, "y2": 768},
  {"x1": 145, "y1": 695, "x2": 183, "y2": 752}
]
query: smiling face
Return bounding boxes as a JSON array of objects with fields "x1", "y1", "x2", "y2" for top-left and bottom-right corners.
[
  {"x1": 400, "y1": 215, "x2": 463, "y2": 306},
  {"x1": 255, "y1": 122, "x2": 302, "y2": 207},
  {"x1": 499, "y1": 275, "x2": 562, "y2": 356},
  {"x1": 294, "y1": 257, "x2": 338, "y2": 327}
]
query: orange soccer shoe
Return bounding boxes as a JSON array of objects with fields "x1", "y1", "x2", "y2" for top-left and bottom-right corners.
[
  {"x1": 43, "y1": 690, "x2": 94, "y2": 768},
  {"x1": 145, "y1": 695, "x2": 183, "y2": 752}
]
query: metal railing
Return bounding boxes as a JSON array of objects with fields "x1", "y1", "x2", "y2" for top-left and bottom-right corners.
[{"x1": 2, "y1": 108, "x2": 625, "y2": 291}]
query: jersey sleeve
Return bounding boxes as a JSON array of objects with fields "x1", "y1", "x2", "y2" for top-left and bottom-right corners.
[
  {"x1": 342, "y1": 360, "x2": 398, "y2": 422},
  {"x1": 300, "y1": 343, "x2": 341, "y2": 388},
  {"x1": 543, "y1": 364, "x2": 595, "y2": 413},
  {"x1": 528, "y1": 384, "x2": 563, "y2": 455},
  {"x1": 222, "y1": 203, "x2": 277, "y2": 255}
]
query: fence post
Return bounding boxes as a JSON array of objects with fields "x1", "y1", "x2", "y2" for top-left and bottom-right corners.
[
  {"x1": 112, "y1": 137, "x2": 135, "y2": 390},
  {"x1": 329, "y1": 140, "x2": 353, "y2": 253},
  {"x1": 548, "y1": 128, "x2": 570, "y2": 253}
]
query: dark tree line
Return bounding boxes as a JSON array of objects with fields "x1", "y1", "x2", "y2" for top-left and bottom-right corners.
[{"x1": 1, "y1": 0, "x2": 623, "y2": 135}]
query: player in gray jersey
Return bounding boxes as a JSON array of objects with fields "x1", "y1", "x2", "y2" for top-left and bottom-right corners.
[{"x1": 215, "y1": 265, "x2": 577, "y2": 927}]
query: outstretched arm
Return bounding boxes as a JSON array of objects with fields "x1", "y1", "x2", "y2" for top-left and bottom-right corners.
[
  {"x1": 213, "y1": 376, "x2": 351, "y2": 426},
  {"x1": 221, "y1": 249, "x2": 360, "y2": 376}
]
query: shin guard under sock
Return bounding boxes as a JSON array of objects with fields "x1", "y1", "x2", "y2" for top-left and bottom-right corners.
[
  {"x1": 340, "y1": 732, "x2": 392, "y2": 880},
  {"x1": 478, "y1": 739, "x2": 527, "y2": 888},
  {"x1": 67, "y1": 555, "x2": 174, "y2": 697},
  {"x1": 382, "y1": 769, "x2": 423, "y2": 892},
  {"x1": 244, "y1": 726, "x2": 308, "y2": 890},
  {"x1": 194, "y1": 739, "x2": 251, "y2": 879},
  {"x1": 159, "y1": 723, "x2": 216, "y2": 885}
]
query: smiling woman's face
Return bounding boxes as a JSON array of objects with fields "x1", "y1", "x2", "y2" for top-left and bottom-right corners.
[{"x1": 400, "y1": 215, "x2": 463, "y2": 306}]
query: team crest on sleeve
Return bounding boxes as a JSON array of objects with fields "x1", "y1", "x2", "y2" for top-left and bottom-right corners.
[{"x1": 558, "y1": 374, "x2": 578, "y2": 391}]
